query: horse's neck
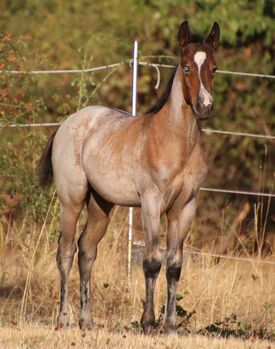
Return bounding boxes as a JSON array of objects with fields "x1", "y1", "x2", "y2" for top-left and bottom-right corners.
[{"x1": 158, "y1": 65, "x2": 201, "y2": 150}]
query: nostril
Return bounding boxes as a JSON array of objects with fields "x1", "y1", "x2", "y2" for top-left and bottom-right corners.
[
  {"x1": 205, "y1": 104, "x2": 212, "y2": 114},
  {"x1": 199, "y1": 92, "x2": 213, "y2": 108},
  {"x1": 202, "y1": 103, "x2": 213, "y2": 116}
]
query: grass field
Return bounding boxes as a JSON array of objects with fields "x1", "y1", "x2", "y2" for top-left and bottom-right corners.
[
  {"x1": 0, "y1": 325, "x2": 273, "y2": 349},
  {"x1": 0, "y1": 206, "x2": 274, "y2": 348}
]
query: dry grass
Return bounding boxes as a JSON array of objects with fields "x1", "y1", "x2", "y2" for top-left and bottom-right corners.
[
  {"x1": 0, "y1": 325, "x2": 273, "y2": 349},
  {"x1": 0, "y1": 206, "x2": 274, "y2": 348}
]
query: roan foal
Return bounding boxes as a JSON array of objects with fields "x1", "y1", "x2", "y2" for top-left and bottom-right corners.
[{"x1": 38, "y1": 21, "x2": 220, "y2": 334}]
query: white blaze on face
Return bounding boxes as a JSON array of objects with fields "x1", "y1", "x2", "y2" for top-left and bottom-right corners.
[{"x1": 194, "y1": 51, "x2": 213, "y2": 107}]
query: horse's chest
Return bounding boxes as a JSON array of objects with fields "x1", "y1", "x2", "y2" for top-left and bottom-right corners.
[
  {"x1": 182, "y1": 159, "x2": 207, "y2": 192},
  {"x1": 160, "y1": 152, "x2": 207, "y2": 208}
]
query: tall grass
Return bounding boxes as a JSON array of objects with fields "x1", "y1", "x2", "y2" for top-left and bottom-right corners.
[{"x1": 0, "y1": 202, "x2": 274, "y2": 344}]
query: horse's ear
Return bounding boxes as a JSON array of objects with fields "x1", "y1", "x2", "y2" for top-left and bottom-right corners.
[
  {"x1": 205, "y1": 22, "x2": 220, "y2": 49},
  {"x1": 178, "y1": 21, "x2": 190, "y2": 47}
]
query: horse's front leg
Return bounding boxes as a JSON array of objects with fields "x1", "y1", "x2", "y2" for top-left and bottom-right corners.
[
  {"x1": 140, "y1": 189, "x2": 163, "y2": 334},
  {"x1": 164, "y1": 198, "x2": 196, "y2": 333}
]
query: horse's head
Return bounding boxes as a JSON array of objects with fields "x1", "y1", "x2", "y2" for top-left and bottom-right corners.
[{"x1": 178, "y1": 21, "x2": 220, "y2": 120}]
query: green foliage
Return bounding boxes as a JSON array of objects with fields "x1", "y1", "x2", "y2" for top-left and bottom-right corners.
[
  {"x1": 198, "y1": 312, "x2": 275, "y2": 340},
  {"x1": 0, "y1": 129, "x2": 54, "y2": 225},
  {"x1": 0, "y1": 34, "x2": 53, "y2": 224}
]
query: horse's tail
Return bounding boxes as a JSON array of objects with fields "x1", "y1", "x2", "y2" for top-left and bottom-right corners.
[{"x1": 37, "y1": 129, "x2": 58, "y2": 187}]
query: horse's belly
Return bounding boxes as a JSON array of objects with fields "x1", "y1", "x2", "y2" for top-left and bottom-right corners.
[
  {"x1": 90, "y1": 176, "x2": 140, "y2": 206},
  {"x1": 84, "y1": 162, "x2": 140, "y2": 206}
]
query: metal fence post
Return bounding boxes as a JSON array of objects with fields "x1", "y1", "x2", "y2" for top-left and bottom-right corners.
[{"x1": 128, "y1": 40, "x2": 138, "y2": 285}]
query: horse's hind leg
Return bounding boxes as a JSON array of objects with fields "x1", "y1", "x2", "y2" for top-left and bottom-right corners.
[
  {"x1": 164, "y1": 198, "x2": 196, "y2": 333},
  {"x1": 78, "y1": 192, "x2": 112, "y2": 330},
  {"x1": 57, "y1": 201, "x2": 83, "y2": 329}
]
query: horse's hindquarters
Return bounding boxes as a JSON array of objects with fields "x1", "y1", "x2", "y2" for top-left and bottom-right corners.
[
  {"x1": 82, "y1": 133, "x2": 141, "y2": 207},
  {"x1": 51, "y1": 106, "x2": 112, "y2": 206}
]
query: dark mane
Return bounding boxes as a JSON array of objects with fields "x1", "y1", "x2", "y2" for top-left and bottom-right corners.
[
  {"x1": 146, "y1": 34, "x2": 203, "y2": 116},
  {"x1": 146, "y1": 68, "x2": 177, "y2": 115}
]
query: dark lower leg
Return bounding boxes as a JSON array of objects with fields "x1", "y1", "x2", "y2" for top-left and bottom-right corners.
[
  {"x1": 141, "y1": 256, "x2": 162, "y2": 334},
  {"x1": 140, "y1": 190, "x2": 162, "y2": 334},
  {"x1": 164, "y1": 252, "x2": 182, "y2": 332},
  {"x1": 164, "y1": 199, "x2": 196, "y2": 332}
]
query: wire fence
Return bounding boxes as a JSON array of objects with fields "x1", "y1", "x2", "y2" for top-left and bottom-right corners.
[
  {"x1": 0, "y1": 62, "x2": 125, "y2": 75},
  {"x1": 1, "y1": 54, "x2": 274, "y2": 265},
  {"x1": 202, "y1": 128, "x2": 275, "y2": 141},
  {"x1": 0, "y1": 58, "x2": 274, "y2": 199},
  {"x1": 133, "y1": 241, "x2": 275, "y2": 266},
  {"x1": 138, "y1": 61, "x2": 275, "y2": 79},
  {"x1": 1, "y1": 60, "x2": 275, "y2": 79},
  {"x1": 1, "y1": 122, "x2": 275, "y2": 141}
]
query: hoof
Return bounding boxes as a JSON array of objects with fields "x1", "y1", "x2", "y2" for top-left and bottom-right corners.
[
  {"x1": 163, "y1": 321, "x2": 177, "y2": 334},
  {"x1": 56, "y1": 312, "x2": 70, "y2": 330},
  {"x1": 141, "y1": 319, "x2": 155, "y2": 335},
  {"x1": 79, "y1": 317, "x2": 93, "y2": 331}
]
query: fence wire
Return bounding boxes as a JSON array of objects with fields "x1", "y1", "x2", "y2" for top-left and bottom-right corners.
[
  {"x1": 133, "y1": 241, "x2": 275, "y2": 266},
  {"x1": 200, "y1": 187, "x2": 275, "y2": 198},
  {"x1": 138, "y1": 61, "x2": 275, "y2": 79},
  {"x1": 0, "y1": 59, "x2": 274, "y2": 200},
  {"x1": 0, "y1": 62, "x2": 125, "y2": 75},
  {"x1": 0, "y1": 169, "x2": 273, "y2": 197},
  {"x1": 1, "y1": 122, "x2": 274, "y2": 141},
  {"x1": 1, "y1": 60, "x2": 275, "y2": 79},
  {"x1": 202, "y1": 128, "x2": 275, "y2": 140}
]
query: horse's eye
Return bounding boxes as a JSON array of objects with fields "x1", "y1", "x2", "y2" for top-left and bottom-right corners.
[{"x1": 183, "y1": 65, "x2": 190, "y2": 73}]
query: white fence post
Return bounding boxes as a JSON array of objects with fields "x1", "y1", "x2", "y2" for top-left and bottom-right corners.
[{"x1": 128, "y1": 40, "x2": 138, "y2": 285}]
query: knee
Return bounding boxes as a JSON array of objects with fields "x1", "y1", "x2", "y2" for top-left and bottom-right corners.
[
  {"x1": 166, "y1": 254, "x2": 182, "y2": 282},
  {"x1": 57, "y1": 233, "x2": 77, "y2": 256},
  {"x1": 143, "y1": 257, "x2": 162, "y2": 278},
  {"x1": 166, "y1": 265, "x2": 181, "y2": 282}
]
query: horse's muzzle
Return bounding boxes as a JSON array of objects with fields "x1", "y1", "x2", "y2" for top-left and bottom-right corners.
[{"x1": 193, "y1": 100, "x2": 214, "y2": 120}]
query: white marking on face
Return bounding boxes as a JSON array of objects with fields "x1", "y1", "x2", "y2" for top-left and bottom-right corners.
[
  {"x1": 194, "y1": 51, "x2": 212, "y2": 107},
  {"x1": 194, "y1": 51, "x2": 206, "y2": 68}
]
